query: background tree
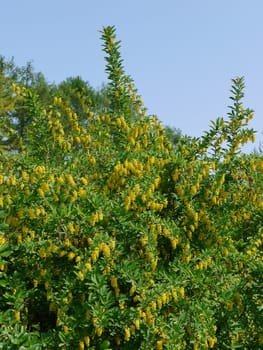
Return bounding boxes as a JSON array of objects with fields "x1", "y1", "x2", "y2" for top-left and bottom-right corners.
[
  {"x1": 0, "y1": 56, "x2": 52, "y2": 151},
  {"x1": 163, "y1": 126, "x2": 183, "y2": 147}
]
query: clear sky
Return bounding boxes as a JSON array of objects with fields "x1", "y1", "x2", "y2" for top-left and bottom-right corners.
[{"x1": 1, "y1": 0, "x2": 262, "y2": 152}]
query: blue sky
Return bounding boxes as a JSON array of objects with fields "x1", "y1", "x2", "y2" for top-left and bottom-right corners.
[{"x1": 1, "y1": 0, "x2": 262, "y2": 151}]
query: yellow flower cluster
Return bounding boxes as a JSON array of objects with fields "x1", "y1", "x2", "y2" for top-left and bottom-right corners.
[
  {"x1": 33, "y1": 165, "x2": 46, "y2": 178},
  {"x1": 111, "y1": 277, "x2": 120, "y2": 296},
  {"x1": 106, "y1": 159, "x2": 144, "y2": 191},
  {"x1": 90, "y1": 209, "x2": 103, "y2": 226},
  {"x1": 195, "y1": 256, "x2": 213, "y2": 270}
]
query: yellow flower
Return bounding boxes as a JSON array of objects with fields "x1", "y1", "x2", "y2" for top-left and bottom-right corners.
[
  {"x1": 22, "y1": 170, "x2": 29, "y2": 181},
  {"x1": 133, "y1": 294, "x2": 140, "y2": 302},
  {"x1": 34, "y1": 208, "x2": 41, "y2": 217},
  {"x1": 129, "y1": 286, "x2": 136, "y2": 296},
  {"x1": 34, "y1": 165, "x2": 46, "y2": 178},
  {"x1": 70, "y1": 190, "x2": 78, "y2": 202},
  {"x1": 80, "y1": 176, "x2": 88, "y2": 185},
  {"x1": 91, "y1": 248, "x2": 99, "y2": 262},
  {"x1": 140, "y1": 236, "x2": 148, "y2": 246},
  {"x1": 156, "y1": 340, "x2": 163, "y2": 350},
  {"x1": 79, "y1": 187, "x2": 86, "y2": 197},
  {"x1": 40, "y1": 269, "x2": 47, "y2": 276},
  {"x1": 41, "y1": 182, "x2": 50, "y2": 193},
  {"x1": 141, "y1": 194, "x2": 147, "y2": 202},
  {"x1": 15, "y1": 311, "x2": 20, "y2": 322},
  {"x1": 68, "y1": 222, "x2": 75, "y2": 234},
  {"x1": 172, "y1": 289, "x2": 178, "y2": 302},
  {"x1": 17, "y1": 234, "x2": 22, "y2": 244},
  {"x1": 109, "y1": 240, "x2": 116, "y2": 250},
  {"x1": 96, "y1": 326, "x2": 103, "y2": 337},
  {"x1": 0, "y1": 234, "x2": 6, "y2": 246},
  {"x1": 124, "y1": 327, "x2": 131, "y2": 341},
  {"x1": 5, "y1": 194, "x2": 12, "y2": 205},
  {"x1": 84, "y1": 336, "x2": 90, "y2": 346},
  {"x1": 57, "y1": 175, "x2": 65, "y2": 184},
  {"x1": 90, "y1": 157, "x2": 96, "y2": 166},
  {"x1": 193, "y1": 342, "x2": 198, "y2": 350},
  {"x1": 151, "y1": 258, "x2": 158, "y2": 271},
  {"x1": 68, "y1": 251, "x2": 75, "y2": 260},
  {"x1": 171, "y1": 238, "x2": 178, "y2": 249},
  {"x1": 33, "y1": 279, "x2": 38, "y2": 288},
  {"x1": 134, "y1": 319, "x2": 140, "y2": 330},
  {"x1": 64, "y1": 238, "x2": 70, "y2": 247},
  {"x1": 75, "y1": 255, "x2": 81, "y2": 263},
  {"x1": 66, "y1": 174, "x2": 76, "y2": 187},
  {"x1": 111, "y1": 277, "x2": 118, "y2": 289},
  {"x1": 79, "y1": 341, "x2": 85, "y2": 350},
  {"x1": 151, "y1": 301, "x2": 157, "y2": 310},
  {"x1": 38, "y1": 248, "x2": 46, "y2": 258},
  {"x1": 98, "y1": 210, "x2": 103, "y2": 221},
  {"x1": 179, "y1": 287, "x2": 185, "y2": 298},
  {"x1": 85, "y1": 262, "x2": 92, "y2": 271},
  {"x1": 208, "y1": 337, "x2": 217, "y2": 348},
  {"x1": 101, "y1": 243, "x2": 111, "y2": 257},
  {"x1": 157, "y1": 296, "x2": 162, "y2": 309},
  {"x1": 77, "y1": 271, "x2": 85, "y2": 281},
  {"x1": 63, "y1": 297, "x2": 69, "y2": 305}
]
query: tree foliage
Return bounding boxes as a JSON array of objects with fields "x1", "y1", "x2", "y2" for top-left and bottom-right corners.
[{"x1": 0, "y1": 26, "x2": 262, "y2": 350}]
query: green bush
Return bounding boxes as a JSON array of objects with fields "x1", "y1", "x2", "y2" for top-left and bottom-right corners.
[{"x1": 0, "y1": 26, "x2": 262, "y2": 349}]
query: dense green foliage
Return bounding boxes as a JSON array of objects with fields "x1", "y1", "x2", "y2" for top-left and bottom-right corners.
[{"x1": 0, "y1": 26, "x2": 262, "y2": 350}]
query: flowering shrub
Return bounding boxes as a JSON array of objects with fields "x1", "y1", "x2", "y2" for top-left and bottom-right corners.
[{"x1": 0, "y1": 26, "x2": 262, "y2": 349}]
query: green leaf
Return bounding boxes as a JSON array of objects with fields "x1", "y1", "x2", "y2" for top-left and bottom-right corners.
[{"x1": 0, "y1": 244, "x2": 12, "y2": 257}]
